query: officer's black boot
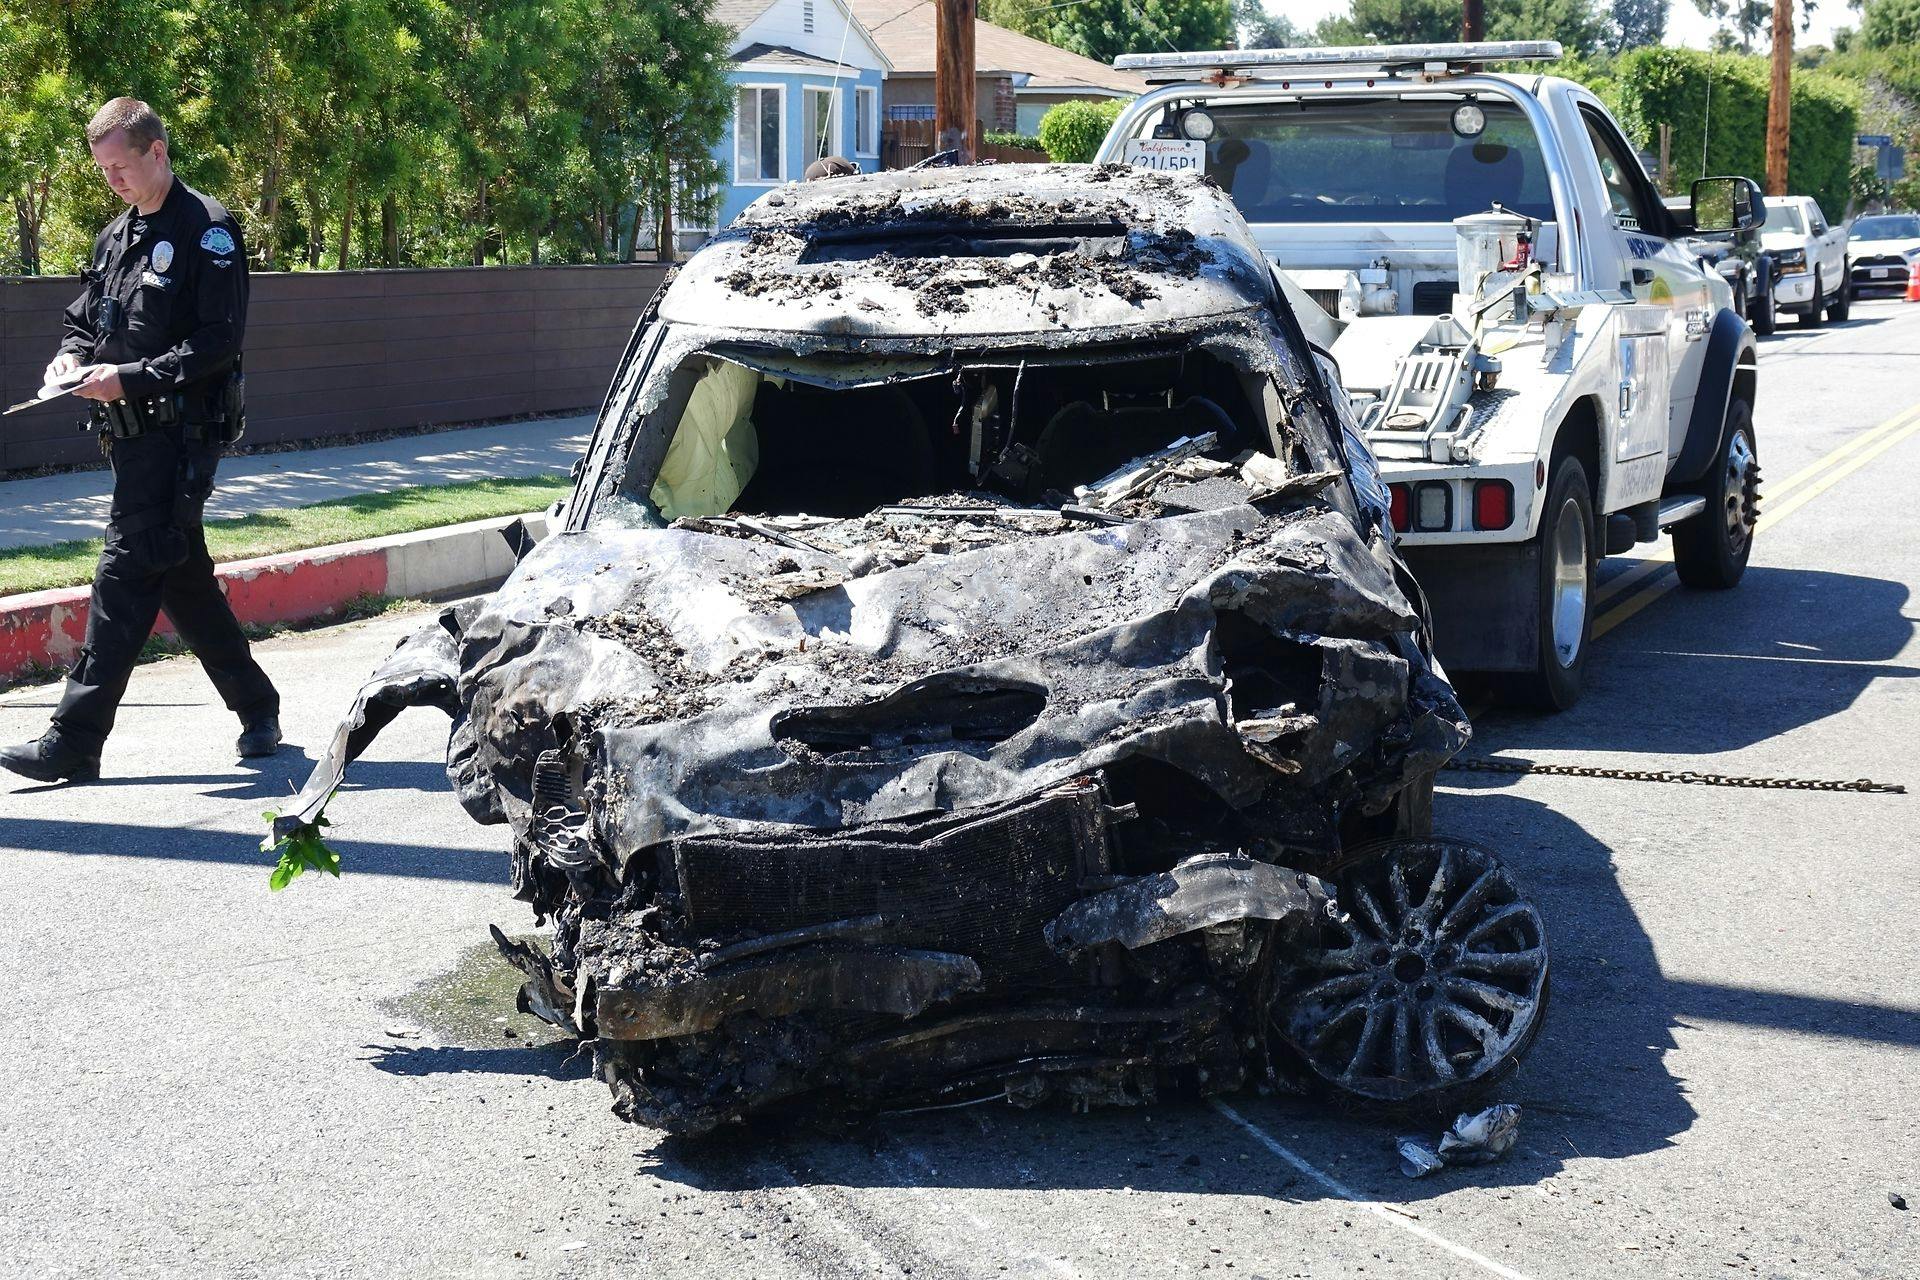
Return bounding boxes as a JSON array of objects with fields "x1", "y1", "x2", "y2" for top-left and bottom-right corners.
[
  {"x1": 0, "y1": 731, "x2": 102, "y2": 784},
  {"x1": 237, "y1": 715, "x2": 283, "y2": 759}
]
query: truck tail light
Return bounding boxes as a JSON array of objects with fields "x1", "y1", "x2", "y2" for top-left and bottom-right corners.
[
  {"x1": 1473, "y1": 479, "x2": 1514, "y2": 530},
  {"x1": 1414, "y1": 481, "x2": 1451, "y2": 532},
  {"x1": 1389, "y1": 483, "x2": 1411, "y2": 533}
]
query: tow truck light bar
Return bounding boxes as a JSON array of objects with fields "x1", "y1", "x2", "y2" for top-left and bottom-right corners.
[{"x1": 1115, "y1": 41, "x2": 1563, "y2": 84}]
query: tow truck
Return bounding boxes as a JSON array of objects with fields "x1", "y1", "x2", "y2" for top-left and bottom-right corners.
[{"x1": 1096, "y1": 42, "x2": 1763, "y2": 708}]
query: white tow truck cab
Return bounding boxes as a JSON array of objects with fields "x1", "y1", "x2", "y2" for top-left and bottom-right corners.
[{"x1": 1096, "y1": 43, "x2": 1763, "y2": 708}]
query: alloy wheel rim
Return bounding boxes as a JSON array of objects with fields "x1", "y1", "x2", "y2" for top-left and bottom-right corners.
[{"x1": 1274, "y1": 839, "x2": 1548, "y2": 1101}]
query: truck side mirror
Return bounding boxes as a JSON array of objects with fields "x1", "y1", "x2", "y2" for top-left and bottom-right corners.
[{"x1": 1692, "y1": 176, "x2": 1761, "y2": 234}]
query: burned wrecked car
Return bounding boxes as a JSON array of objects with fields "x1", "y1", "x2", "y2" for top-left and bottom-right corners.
[{"x1": 282, "y1": 165, "x2": 1549, "y2": 1133}]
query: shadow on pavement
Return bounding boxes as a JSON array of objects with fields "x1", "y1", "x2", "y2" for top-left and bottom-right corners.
[
  {"x1": 361, "y1": 1041, "x2": 591, "y2": 1081},
  {"x1": 0, "y1": 812, "x2": 508, "y2": 885},
  {"x1": 1476, "y1": 566, "x2": 1918, "y2": 756}
]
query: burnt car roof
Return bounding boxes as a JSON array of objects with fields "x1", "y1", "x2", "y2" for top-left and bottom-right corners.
[{"x1": 662, "y1": 164, "x2": 1277, "y2": 339}]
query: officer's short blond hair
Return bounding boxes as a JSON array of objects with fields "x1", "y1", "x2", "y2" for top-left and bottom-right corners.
[{"x1": 86, "y1": 98, "x2": 168, "y2": 154}]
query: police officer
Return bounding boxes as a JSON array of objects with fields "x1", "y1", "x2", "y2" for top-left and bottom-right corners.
[{"x1": 1, "y1": 98, "x2": 280, "y2": 784}]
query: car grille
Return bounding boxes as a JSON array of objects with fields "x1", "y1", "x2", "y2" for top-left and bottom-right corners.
[
  {"x1": 1853, "y1": 256, "x2": 1912, "y2": 287},
  {"x1": 669, "y1": 778, "x2": 1114, "y2": 981}
]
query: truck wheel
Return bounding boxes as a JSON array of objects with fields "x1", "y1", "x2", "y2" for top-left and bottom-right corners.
[
  {"x1": 1827, "y1": 271, "x2": 1851, "y2": 322},
  {"x1": 1506, "y1": 454, "x2": 1593, "y2": 711},
  {"x1": 1673, "y1": 396, "x2": 1758, "y2": 589},
  {"x1": 1802, "y1": 269, "x2": 1825, "y2": 326},
  {"x1": 1731, "y1": 276, "x2": 1747, "y2": 320},
  {"x1": 1750, "y1": 279, "x2": 1776, "y2": 335}
]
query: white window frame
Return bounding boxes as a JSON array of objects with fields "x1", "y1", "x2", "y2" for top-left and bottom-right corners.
[
  {"x1": 854, "y1": 85, "x2": 879, "y2": 158},
  {"x1": 734, "y1": 82, "x2": 786, "y2": 187},
  {"x1": 802, "y1": 85, "x2": 841, "y2": 164}
]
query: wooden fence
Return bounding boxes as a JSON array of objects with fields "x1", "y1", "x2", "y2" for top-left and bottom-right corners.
[
  {"x1": 0, "y1": 263, "x2": 669, "y2": 472},
  {"x1": 880, "y1": 119, "x2": 1049, "y2": 170}
]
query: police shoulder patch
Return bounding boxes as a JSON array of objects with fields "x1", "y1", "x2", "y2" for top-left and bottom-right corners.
[{"x1": 200, "y1": 225, "x2": 237, "y2": 256}]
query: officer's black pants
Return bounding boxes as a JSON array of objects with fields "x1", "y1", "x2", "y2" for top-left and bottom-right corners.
[{"x1": 51, "y1": 426, "x2": 278, "y2": 754}]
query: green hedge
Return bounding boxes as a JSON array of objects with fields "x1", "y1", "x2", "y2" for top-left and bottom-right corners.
[
  {"x1": 983, "y1": 129, "x2": 1044, "y2": 152},
  {"x1": 1038, "y1": 99, "x2": 1128, "y2": 164},
  {"x1": 1610, "y1": 47, "x2": 1860, "y2": 217}
]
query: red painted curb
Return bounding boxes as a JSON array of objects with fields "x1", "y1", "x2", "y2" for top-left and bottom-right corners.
[{"x1": 0, "y1": 541, "x2": 390, "y2": 684}]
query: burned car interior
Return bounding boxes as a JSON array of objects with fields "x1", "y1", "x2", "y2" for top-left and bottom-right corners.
[{"x1": 281, "y1": 166, "x2": 1548, "y2": 1135}]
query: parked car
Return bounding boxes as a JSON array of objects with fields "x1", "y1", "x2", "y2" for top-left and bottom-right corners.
[
  {"x1": 1847, "y1": 213, "x2": 1920, "y2": 297},
  {"x1": 1667, "y1": 193, "x2": 1779, "y2": 333},
  {"x1": 278, "y1": 165, "x2": 1549, "y2": 1134},
  {"x1": 1761, "y1": 194, "x2": 1850, "y2": 324},
  {"x1": 1098, "y1": 42, "x2": 1763, "y2": 710}
]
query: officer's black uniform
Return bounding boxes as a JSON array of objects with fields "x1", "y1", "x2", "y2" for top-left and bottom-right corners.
[{"x1": 44, "y1": 177, "x2": 278, "y2": 763}]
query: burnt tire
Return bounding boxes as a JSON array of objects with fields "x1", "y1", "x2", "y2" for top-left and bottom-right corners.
[
  {"x1": 1673, "y1": 396, "x2": 1758, "y2": 589},
  {"x1": 1504, "y1": 453, "x2": 1593, "y2": 711},
  {"x1": 1271, "y1": 837, "x2": 1549, "y2": 1112}
]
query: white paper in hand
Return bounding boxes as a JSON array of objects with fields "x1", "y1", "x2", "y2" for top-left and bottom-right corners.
[{"x1": 5, "y1": 368, "x2": 89, "y2": 416}]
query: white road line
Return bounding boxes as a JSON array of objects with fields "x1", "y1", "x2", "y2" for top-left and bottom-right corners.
[
  {"x1": 1209, "y1": 1100, "x2": 1540, "y2": 1280},
  {"x1": 756, "y1": 1160, "x2": 893, "y2": 1274},
  {"x1": 892, "y1": 1146, "x2": 1080, "y2": 1280}
]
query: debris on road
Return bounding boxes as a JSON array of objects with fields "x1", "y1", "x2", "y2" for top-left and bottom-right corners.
[
  {"x1": 278, "y1": 165, "x2": 1549, "y2": 1133},
  {"x1": 1397, "y1": 1104, "x2": 1523, "y2": 1178},
  {"x1": 1892, "y1": 1192, "x2": 1908, "y2": 1211}
]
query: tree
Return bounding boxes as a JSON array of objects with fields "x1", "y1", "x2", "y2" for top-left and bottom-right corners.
[
  {"x1": 1488, "y1": 0, "x2": 1612, "y2": 53},
  {"x1": 1860, "y1": 0, "x2": 1920, "y2": 48},
  {"x1": 1047, "y1": 0, "x2": 1235, "y2": 64},
  {"x1": 1237, "y1": 0, "x2": 1304, "y2": 48},
  {"x1": 1611, "y1": 0, "x2": 1668, "y2": 50},
  {"x1": 1315, "y1": 0, "x2": 1610, "y2": 54}
]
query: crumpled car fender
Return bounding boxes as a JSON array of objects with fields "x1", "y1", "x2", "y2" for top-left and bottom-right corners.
[{"x1": 1045, "y1": 852, "x2": 1333, "y2": 953}]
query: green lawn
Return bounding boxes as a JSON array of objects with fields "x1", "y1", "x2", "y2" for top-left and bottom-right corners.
[{"x1": 1, "y1": 473, "x2": 571, "y2": 597}]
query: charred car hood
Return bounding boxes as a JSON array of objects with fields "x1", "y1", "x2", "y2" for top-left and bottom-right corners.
[{"x1": 433, "y1": 500, "x2": 1466, "y2": 864}]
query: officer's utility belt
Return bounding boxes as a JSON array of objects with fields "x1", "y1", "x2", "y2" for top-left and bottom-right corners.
[{"x1": 99, "y1": 393, "x2": 184, "y2": 439}]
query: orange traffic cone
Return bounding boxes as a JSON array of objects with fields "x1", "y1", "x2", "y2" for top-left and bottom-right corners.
[{"x1": 1908, "y1": 268, "x2": 1920, "y2": 303}]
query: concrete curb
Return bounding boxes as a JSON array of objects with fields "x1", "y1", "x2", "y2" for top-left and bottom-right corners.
[{"x1": 0, "y1": 511, "x2": 549, "y2": 684}]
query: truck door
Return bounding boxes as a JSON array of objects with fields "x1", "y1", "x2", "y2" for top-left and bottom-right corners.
[{"x1": 1574, "y1": 103, "x2": 1713, "y2": 470}]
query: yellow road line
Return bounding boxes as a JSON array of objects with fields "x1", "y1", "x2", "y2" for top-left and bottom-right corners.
[
  {"x1": 1589, "y1": 404, "x2": 1920, "y2": 614},
  {"x1": 1592, "y1": 401, "x2": 1920, "y2": 609},
  {"x1": 1595, "y1": 408, "x2": 1920, "y2": 638}
]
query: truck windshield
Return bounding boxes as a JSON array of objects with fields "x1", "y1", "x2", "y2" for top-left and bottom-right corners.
[
  {"x1": 1183, "y1": 96, "x2": 1554, "y2": 224},
  {"x1": 1762, "y1": 203, "x2": 1806, "y2": 235}
]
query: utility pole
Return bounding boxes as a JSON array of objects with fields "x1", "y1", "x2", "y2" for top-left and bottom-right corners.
[
  {"x1": 1461, "y1": 0, "x2": 1484, "y2": 41},
  {"x1": 1766, "y1": 0, "x2": 1792, "y2": 195},
  {"x1": 935, "y1": 0, "x2": 977, "y2": 164}
]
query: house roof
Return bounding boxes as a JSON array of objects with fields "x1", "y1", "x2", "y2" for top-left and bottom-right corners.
[
  {"x1": 713, "y1": 0, "x2": 779, "y2": 32},
  {"x1": 848, "y1": 0, "x2": 1146, "y2": 95},
  {"x1": 735, "y1": 41, "x2": 865, "y2": 73}
]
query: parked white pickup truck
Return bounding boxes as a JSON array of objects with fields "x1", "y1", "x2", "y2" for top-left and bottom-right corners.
[
  {"x1": 1762, "y1": 194, "x2": 1850, "y2": 324},
  {"x1": 1096, "y1": 42, "x2": 1762, "y2": 708}
]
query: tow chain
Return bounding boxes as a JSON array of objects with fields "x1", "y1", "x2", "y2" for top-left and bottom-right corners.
[{"x1": 1441, "y1": 756, "x2": 1906, "y2": 795}]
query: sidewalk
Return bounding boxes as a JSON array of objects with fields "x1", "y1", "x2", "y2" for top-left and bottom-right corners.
[{"x1": 0, "y1": 413, "x2": 594, "y2": 551}]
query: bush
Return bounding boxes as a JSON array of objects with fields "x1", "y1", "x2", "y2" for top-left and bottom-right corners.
[
  {"x1": 1038, "y1": 99, "x2": 1128, "y2": 164},
  {"x1": 983, "y1": 129, "x2": 1044, "y2": 152},
  {"x1": 1610, "y1": 47, "x2": 1860, "y2": 217}
]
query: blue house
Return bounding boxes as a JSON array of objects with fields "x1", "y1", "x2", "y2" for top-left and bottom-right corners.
[{"x1": 699, "y1": 0, "x2": 892, "y2": 237}]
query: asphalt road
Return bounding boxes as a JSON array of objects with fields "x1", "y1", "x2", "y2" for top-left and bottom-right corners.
[{"x1": 3, "y1": 299, "x2": 1917, "y2": 1280}]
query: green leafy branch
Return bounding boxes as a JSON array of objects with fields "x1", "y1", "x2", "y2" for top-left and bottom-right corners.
[{"x1": 262, "y1": 796, "x2": 343, "y2": 891}]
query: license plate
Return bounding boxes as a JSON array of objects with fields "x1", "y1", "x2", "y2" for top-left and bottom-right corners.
[
  {"x1": 1870, "y1": 267, "x2": 1891, "y2": 278},
  {"x1": 1123, "y1": 138, "x2": 1204, "y2": 173}
]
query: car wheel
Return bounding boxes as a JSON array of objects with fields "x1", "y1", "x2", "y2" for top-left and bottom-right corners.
[
  {"x1": 1673, "y1": 396, "x2": 1759, "y2": 589},
  {"x1": 1272, "y1": 837, "x2": 1550, "y2": 1111},
  {"x1": 1802, "y1": 268, "x2": 1825, "y2": 325},
  {"x1": 1750, "y1": 276, "x2": 1776, "y2": 334},
  {"x1": 1499, "y1": 454, "x2": 1593, "y2": 711},
  {"x1": 1827, "y1": 269, "x2": 1852, "y2": 322}
]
